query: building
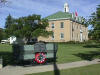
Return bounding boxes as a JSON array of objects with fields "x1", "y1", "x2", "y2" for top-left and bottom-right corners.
[{"x1": 38, "y1": 2, "x2": 88, "y2": 42}]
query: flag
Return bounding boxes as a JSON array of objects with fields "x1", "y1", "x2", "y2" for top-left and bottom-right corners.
[
  {"x1": 75, "y1": 11, "x2": 78, "y2": 17},
  {"x1": 75, "y1": 11, "x2": 78, "y2": 21}
]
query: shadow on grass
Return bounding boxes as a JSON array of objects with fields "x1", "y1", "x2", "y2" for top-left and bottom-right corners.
[
  {"x1": 0, "y1": 52, "x2": 14, "y2": 66},
  {"x1": 74, "y1": 51, "x2": 100, "y2": 61},
  {"x1": 53, "y1": 62, "x2": 60, "y2": 75},
  {"x1": 83, "y1": 44, "x2": 100, "y2": 48},
  {"x1": 53, "y1": 49, "x2": 60, "y2": 75}
]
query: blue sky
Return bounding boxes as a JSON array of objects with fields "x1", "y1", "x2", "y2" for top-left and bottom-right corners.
[{"x1": 0, "y1": 0, "x2": 100, "y2": 29}]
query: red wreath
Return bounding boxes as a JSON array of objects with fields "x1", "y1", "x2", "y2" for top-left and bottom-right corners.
[{"x1": 35, "y1": 52, "x2": 46, "y2": 64}]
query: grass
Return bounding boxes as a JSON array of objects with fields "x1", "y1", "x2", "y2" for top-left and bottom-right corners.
[
  {"x1": 57, "y1": 43, "x2": 100, "y2": 63},
  {"x1": 0, "y1": 44, "x2": 13, "y2": 66},
  {"x1": 0, "y1": 43, "x2": 100, "y2": 66},
  {"x1": 0, "y1": 44, "x2": 12, "y2": 52},
  {"x1": 27, "y1": 63, "x2": 100, "y2": 75}
]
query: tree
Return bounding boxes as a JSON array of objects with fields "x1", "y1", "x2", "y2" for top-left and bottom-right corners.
[
  {"x1": 5, "y1": 14, "x2": 14, "y2": 28},
  {"x1": 5, "y1": 14, "x2": 52, "y2": 43},
  {"x1": 0, "y1": 28, "x2": 3, "y2": 41},
  {"x1": 0, "y1": 28, "x2": 7, "y2": 42},
  {"x1": 89, "y1": 5, "x2": 100, "y2": 41},
  {"x1": 82, "y1": 18, "x2": 89, "y2": 27},
  {"x1": 5, "y1": 14, "x2": 14, "y2": 37}
]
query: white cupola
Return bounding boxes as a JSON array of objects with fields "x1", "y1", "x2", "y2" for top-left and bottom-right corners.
[{"x1": 64, "y1": 2, "x2": 69, "y2": 12}]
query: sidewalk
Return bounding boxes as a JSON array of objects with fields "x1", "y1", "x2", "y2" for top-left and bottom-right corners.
[{"x1": 0, "y1": 59, "x2": 100, "y2": 75}]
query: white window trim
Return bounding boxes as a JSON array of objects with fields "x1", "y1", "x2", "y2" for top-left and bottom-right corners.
[
  {"x1": 51, "y1": 32, "x2": 55, "y2": 40},
  {"x1": 60, "y1": 33, "x2": 64, "y2": 40},
  {"x1": 60, "y1": 22, "x2": 64, "y2": 29},
  {"x1": 51, "y1": 23, "x2": 55, "y2": 29}
]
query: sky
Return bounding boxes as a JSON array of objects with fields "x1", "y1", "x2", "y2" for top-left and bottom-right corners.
[{"x1": 0, "y1": 0, "x2": 100, "y2": 29}]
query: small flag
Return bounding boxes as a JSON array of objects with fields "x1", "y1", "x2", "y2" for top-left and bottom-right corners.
[
  {"x1": 75, "y1": 11, "x2": 78, "y2": 21},
  {"x1": 75, "y1": 11, "x2": 78, "y2": 17}
]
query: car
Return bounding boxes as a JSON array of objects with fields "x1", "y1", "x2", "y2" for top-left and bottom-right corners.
[{"x1": 1, "y1": 40, "x2": 8, "y2": 44}]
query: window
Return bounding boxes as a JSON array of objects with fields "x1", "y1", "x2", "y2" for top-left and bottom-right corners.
[
  {"x1": 51, "y1": 23, "x2": 55, "y2": 29},
  {"x1": 60, "y1": 33, "x2": 64, "y2": 39},
  {"x1": 60, "y1": 22, "x2": 64, "y2": 28},
  {"x1": 52, "y1": 32, "x2": 54, "y2": 40}
]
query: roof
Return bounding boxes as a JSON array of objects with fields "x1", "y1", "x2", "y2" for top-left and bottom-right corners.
[
  {"x1": 46, "y1": 11, "x2": 72, "y2": 20},
  {"x1": 46, "y1": 11, "x2": 84, "y2": 23}
]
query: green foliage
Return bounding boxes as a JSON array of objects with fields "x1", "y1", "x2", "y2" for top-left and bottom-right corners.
[
  {"x1": 89, "y1": 5, "x2": 100, "y2": 41},
  {"x1": 5, "y1": 14, "x2": 52, "y2": 40},
  {"x1": 5, "y1": 14, "x2": 14, "y2": 37},
  {"x1": 81, "y1": 17, "x2": 89, "y2": 27},
  {"x1": 0, "y1": 29, "x2": 3, "y2": 41},
  {"x1": 5, "y1": 14, "x2": 13, "y2": 28},
  {"x1": 0, "y1": 29, "x2": 7, "y2": 41}
]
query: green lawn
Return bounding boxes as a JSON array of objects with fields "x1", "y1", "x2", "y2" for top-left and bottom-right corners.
[
  {"x1": 57, "y1": 43, "x2": 100, "y2": 63},
  {"x1": 0, "y1": 44, "x2": 13, "y2": 66},
  {"x1": 27, "y1": 63, "x2": 100, "y2": 75},
  {"x1": 0, "y1": 44, "x2": 12, "y2": 52},
  {"x1": 0, "y1": 43, "x2": 100, "y2": 66}
]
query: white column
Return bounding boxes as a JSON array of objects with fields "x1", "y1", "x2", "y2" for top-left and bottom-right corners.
[{"x1": 80, "y1": 30, "x2": 83, "y2": 42}]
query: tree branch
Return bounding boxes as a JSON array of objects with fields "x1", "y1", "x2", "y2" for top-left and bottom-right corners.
[{"x1": 0, "y1": 0, "x2": 7, "y2": 7}]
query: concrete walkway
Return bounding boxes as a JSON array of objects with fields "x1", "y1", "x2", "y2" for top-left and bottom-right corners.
[{"x1": 0, "y1": 59, "x2": 100, "y2": 75}]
